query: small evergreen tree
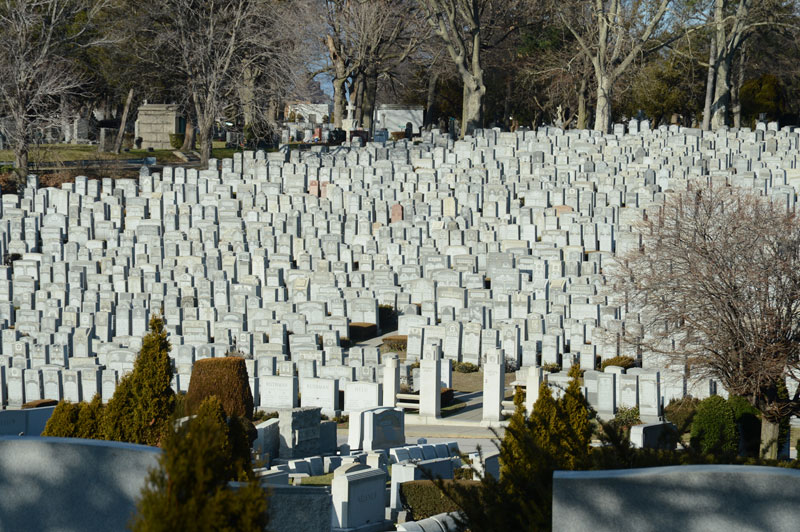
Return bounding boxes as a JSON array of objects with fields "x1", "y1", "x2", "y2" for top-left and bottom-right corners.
[
  {"x1": 104, "y1": 315, "x2": 175, "y2": 445},
  {"x1": 42, "y1": 401, "x2": 81, "y2": 437},
  {"x1": 130, "y1": 397, "x2": 268, "y2": 531},
  {"x1": 441, "y1": 376, "x2": 594, "y2": 531},
  {"x1": 103, "y1": 374, "x2": 138, "y2": 442},
  {"x1": 75, "y1": 394, "x2": 105, "y2": 439}
]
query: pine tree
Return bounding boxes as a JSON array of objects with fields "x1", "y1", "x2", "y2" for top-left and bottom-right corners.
[{"x1": 130, "y1": 397, "x2": 268, "y2": 532}]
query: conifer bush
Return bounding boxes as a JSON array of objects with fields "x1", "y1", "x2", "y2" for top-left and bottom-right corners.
[
  {"x1": 103, "y1": 315, "x2": 175, "y2": 445},
  {"x1": 130, "y1": 396, "x2": 268, "y2": 531},
  {"x1": 185, "y1": 357, "x2": 254, "y2": 420},
  {"x1": 42, "y1": 395, "x2": 105, "y2": 439},
  {"x1": 42, "y1": 401, "x2": 81, "y2": 437},
  {"x1": 75, "y1": 394, "x2": 105, "y2": 439}
]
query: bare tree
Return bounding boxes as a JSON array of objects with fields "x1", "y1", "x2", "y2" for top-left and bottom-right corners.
[
  {"x1": 699, "y1": 0, "x2": 793, "y2": 130},
  {"x1": 138, "y1": 0, "x2": 298, "y2": 164},
  {"x1": 0, "y1": 0, "x2": 110, "y2": 183},
  {"x1": 417, "y1": 0, "x2": 521, "y2": 138},
  {"x1": 316, "y1": 0, "x2": 426, "y2": 131},
  {"x1": 610, "y1": 184, "x2": 800, "y2": 458},
  {"x1": 417, "y1": 0, "x2": 487, "y2": 138},
  {"x1": 557, "y1": 0, "x2": 673, "y2": 133}
]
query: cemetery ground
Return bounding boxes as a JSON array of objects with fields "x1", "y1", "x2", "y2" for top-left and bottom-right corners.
[
  {"x1": 0, "y1": 141, "x2": 241, "y2": 191},
  {"x1": 3, "y1": 123, "x2": 800, "y2": 531}
]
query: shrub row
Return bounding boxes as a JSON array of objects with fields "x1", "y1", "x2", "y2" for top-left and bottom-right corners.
[
  {"x1": 453, "y1": 362, "x2": 479, "y2": 373},
  {"x1": 400, "y1": 480, "x2": 480, "y2": 521},
  {"x1": 599, "y1": 356, "x2": 637, "y2": 371}
]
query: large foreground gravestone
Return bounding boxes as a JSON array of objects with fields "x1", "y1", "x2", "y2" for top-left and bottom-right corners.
[
  {"x1": 0, "y1": 436, "x2": 160, "y2": 531},
  {"x1": 552, "y1": 465, "x2": 800, "y2": 532},
  {"x1": 331, "y1": 463, "x2": 390, "y2": 532}
]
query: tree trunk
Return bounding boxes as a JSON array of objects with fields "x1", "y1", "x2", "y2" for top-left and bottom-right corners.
[
  {"x1": 352, "y1": 72, "x2": 364, "y2": 127},
  {"x1": 461, "y1": 78, "x2": 484, "y2": 138},
  {"x1": 332, "y1": 77, "x2": 346, "y2": 128},
  {"x1": 577, "y1": 78, "x2": 588, "y2": 130},
  {"x1": 425, "y1": 71, "x2": 439, "y2": 127},
  {"x1": 711, "y1": 52, "x2": 732, "y2": 130},
  {"x1": 12, "y1": 109, "x2": 28, "y2": 184},
  {"x1": 732, "y1": 44, "x2": 746, "y2": 128},
  {"x1": 710, "y1": 0, "x2": 729, "y2": 130},
  {"x1": 702, "y1": 37, "x2": 717, "y2": 131},
  {"x1": 180, "y1": 115, "x2": 196, "y2": 152},
  {"x1": 760, "y1": 418, "x2": 780, "y2": 460},
  {"x1": 113, "y1": 88, "x2": 134, "y2": 154},
  {"x1": 198, "y1": 124, "x2": 212, "y2": 165},
  {"x1": 594, "y1": 75, "x2": 613, "y2": 133},
  {"x1": 14, "y1": 143, "x2": 28, "y2": 182},
  {"x1": 361, "y1": 70, "x2": 378, "y2": 136}
]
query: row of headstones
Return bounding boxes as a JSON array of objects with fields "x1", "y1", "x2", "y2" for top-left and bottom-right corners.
[
  {"x1": 6, "y1": 127, "x2": 800, "y2": 396},
  {"x1": 520, "y1": 365, "x2": 723, "y2": 422}
]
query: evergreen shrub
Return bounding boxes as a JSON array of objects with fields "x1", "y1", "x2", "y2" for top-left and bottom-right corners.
[
  {"x1": 185, "y1": 357, "x2": 254, "y2": 419},
  {"x1": 691, "y1": 395, "x2": 737, "y2": 456}
]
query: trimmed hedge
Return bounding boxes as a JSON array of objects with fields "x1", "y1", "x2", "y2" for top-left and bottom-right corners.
[
  {"x1": 22, "y1": 399, "x2": 58, "y2": 409},
  {"x1": 349, "y1": 322, "x2": 377, "y2": 342},
  {"x1": 600, "y1": 356, "x2": 636, "y2": 371},
  {"x1": 185, "y1": 357, "x2": 254, "y2": 420},
  {"x1": 400, "y1": 480, "x2": 479, "y2": 521}
]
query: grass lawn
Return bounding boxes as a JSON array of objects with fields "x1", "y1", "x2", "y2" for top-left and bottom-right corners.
[
  {"x1": 0, "y1": 141, "x2": 242, "y2": 167},
  {"x1": 301, "y1": 472, "x2": 334, "y2": 486}
]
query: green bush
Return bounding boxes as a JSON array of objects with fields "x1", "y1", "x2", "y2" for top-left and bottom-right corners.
[
  {"x1": 75, "y1": 394, "x2": 105, "y2": 439},
  {"x1": 42, "y1": 395, "x2": 105, "y2": 439},
  {"x1": 600, "y1": 356, "x2": 636, "y2": 371},
  {"x1": 103, "y1": 315, "x2": 175, "y2": 445},
  {"x1": 400, "y1": 480, "x2": 479, "y2": 521},
  {"x1": 169, "y1": 134, "x2": 185, "y2": 150},
  {"x1": 691, "y1": 395, "x2": 737, "y2": 456},
  {"x1": 130, "y1": 397, "x2": 267, "y2": 531},
  {"x1": 614, "y1": 406, "x2": 641, "y2": 428},
  {"x1": 185, "y1": 357, "x2": 254, "y2": 420},
  {"x1": 541, "y1": 362, "x2": 560, "y2": 373},
  {"x1": 664, "y1": 396, "x2": 700, "y2": 434},
  {"x1": 42, "y1": 401, "x2": 81, "y2": 437},
  {"x1": 453, "y1": 362, "x2": 479, "y2": 373},
  {"x1": 727, "y1": 395, "x2": 761, "y2": 457}
]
